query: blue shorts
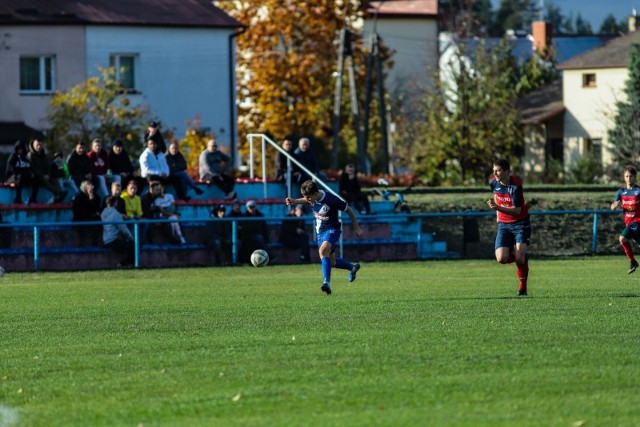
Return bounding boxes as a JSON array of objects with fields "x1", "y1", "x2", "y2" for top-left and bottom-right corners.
[
  {"x1": 621, "y1": 222, "x2": 640, "y2": 242},
  {"x1": 495, "y1": 220, "x2": 531, "y2": 250},
  {"x1": 317, "y1": 228, "x2": 341, "y2": 253}
]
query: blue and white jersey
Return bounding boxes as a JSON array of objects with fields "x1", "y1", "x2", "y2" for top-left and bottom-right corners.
[{"x1": 310, "y1": 190, "x2": 348, "y2": 234}]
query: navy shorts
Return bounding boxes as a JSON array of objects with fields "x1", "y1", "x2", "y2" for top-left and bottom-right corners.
[
  {"x1": 495, "y1": 220, "x2": 531, "y2": 250},
  {"x1": 621, "y1": 222, "x2": 640, "y2": 242},
  {"x1": 317, "y1": 228, "x2": 341, "y2": 253}
]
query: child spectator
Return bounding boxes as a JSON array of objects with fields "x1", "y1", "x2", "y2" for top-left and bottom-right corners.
[
  {"x1": 51, "y1": 151, "x2": 79, "y2": 197},
  {"x1": 154, "y1": 183, "x2": 187, "y2": 244}
]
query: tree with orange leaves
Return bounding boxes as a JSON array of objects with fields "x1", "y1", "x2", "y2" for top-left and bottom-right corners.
[{"x1": 216, "y1": 0, "x2": 373, "y2": 174}]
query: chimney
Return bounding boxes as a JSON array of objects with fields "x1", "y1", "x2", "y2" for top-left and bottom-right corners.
[
  {"x1": 532, "y1": 21, "x2": 553, "y2": 55},
  {"x1": 630, "y1": 9, "x2": 637, "y2": 32}
]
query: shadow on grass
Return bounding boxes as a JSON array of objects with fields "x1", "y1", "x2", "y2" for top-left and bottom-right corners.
[{"x1": 615, "y1": 293, "x2": 640, "y2": 298}]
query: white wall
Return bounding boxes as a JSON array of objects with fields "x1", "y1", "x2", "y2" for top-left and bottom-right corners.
[
  {"x1": 0, "y1": 25, "x2": 87, "y2": 131},
  {"x1": 363, "y1": 18, "x2": 439, "y2": 95},
  {"x1": 86, "y1": 26, "x2": 235, "y2": 151},
  {"x1": 563, "y1": 67, "x2": 627, "y2": 167}
]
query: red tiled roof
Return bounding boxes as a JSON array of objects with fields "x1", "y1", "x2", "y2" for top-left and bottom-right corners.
[
  {"x1": 368, "y1": 0, "x2": 438, "y2": 17},
  {"x1": 0, "y1": 0, "x2": 243, "y2": 28}
]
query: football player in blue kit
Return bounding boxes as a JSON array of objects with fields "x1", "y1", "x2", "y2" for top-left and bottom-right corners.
[
  {"x1": 611, "y1": 166, "x2": 640, "y2": 274},
  {"x1": 286, "y1": 180, "x2": 364, "y2": 295},
  {"x1": 487, "y1": 159, "x2": 531, "y2": 296}
]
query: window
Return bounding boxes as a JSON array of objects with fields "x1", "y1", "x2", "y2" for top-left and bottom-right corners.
[
  {"x1": 20, "y1": 56, "x2": 54, "y2": 93},
  {"x1": 109, "y1": 54, "x2": 137, "y2": 91},
  {"x1": 582, "y1": 73, "x2": 596, "y2": 88},
  {"x1": 585, "y1": 138, "x2": 603, "y2": 164}
]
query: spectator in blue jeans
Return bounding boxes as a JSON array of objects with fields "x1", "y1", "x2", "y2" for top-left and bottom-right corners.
[{"x1": 166, "y1": 142, "x2": 204, "y2": 201}]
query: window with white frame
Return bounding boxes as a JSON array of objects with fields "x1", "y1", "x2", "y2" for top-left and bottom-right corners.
[
  {"x1": 20, "y1": 55, "x2": 55, "y2": 93},
  {"x1": 109, "y1": 54, "x2": 137, "y2": 91}
]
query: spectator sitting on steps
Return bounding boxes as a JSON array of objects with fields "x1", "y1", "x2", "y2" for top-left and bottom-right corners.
[
  {"x1": 199, "y1": 138, "x2": 236, "y2": 200},
  {"x1": 139, "y1": 139, "x2": 169, "y2": 185},
  {"x1": 339, "y1": 163, "x2": 374, "y2": 215},
  {"x1": 101, "y1": 195, "x2": 135, "y2": 267},
  {"x1": 28, "y1": 138, "x2": 67, "y2": 204},
  {"x1": 67, "y1": 143, "x2": 93, "y2": 189},
  {"x1": 6, "y1": 141, "x2": 37, "y2": 205},
  {"x1": 166, "y1": 141, "x2": 204, "y2": 201}
]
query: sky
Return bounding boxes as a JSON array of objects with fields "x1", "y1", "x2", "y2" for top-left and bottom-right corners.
[{"x1": 491, "y1": 0, "x2": 636, "y2": 30}]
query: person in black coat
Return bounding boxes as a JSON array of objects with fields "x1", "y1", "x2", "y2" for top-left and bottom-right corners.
[
  {"x1": 108, "y1": 139, "x2": 135, "y2": 187},
  {"x1": 274, "y1": 139, "x2": 294, "y2": 182},
  {"x1": 28, "y1": 138, "x2": 66, "y2": 203},
  {"x1": 279, "y1": 204, "x2": 311, "y2": 262},
  {"x1": 67, "y1": 143, "x2": 93, "y2": 188},
  {"x1": 206, "y1": 204, "x2": 232, "y2": 265},
  {"x1": 72, "y1": 180, "x2": 101, "y2": 222},
  {"x1": 339, "y1": 163, "x2": 373, "y2": 215},
  {"x1": 144, "y1": 121, "x2": 166, "y2": 153},
  {"x1": 5, "y1": 141, "x2": 38, "y2": 204},
  {"x1": 240, "y1": 200, "x2": 270, "y2": 262},
  {"x1": 166, "y1": 142, "x2": 204, "y2": 201}
]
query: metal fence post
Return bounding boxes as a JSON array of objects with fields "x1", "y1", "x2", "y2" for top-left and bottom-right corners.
[
  {"x1": 592, "y1": 212, "x2": 599, "y2": 255},
  {"x1": 33, "y1": 225, "x2": 39, "y2": 272},
  {"x1": 232, "y1": 219, "x2": 238, "y2": 264},
  {"x1": 417, "y1": 217, "x2": 423, "y2": 259},
  {"x1": 134, "y1": 223, "x2": 140, "y2": 268}
]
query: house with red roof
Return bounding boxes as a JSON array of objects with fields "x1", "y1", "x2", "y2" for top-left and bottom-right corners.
[{"x1": 0, "y1": 0, "x2": 243, "y2": 158}]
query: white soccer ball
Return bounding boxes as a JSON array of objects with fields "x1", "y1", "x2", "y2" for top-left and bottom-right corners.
[
  {"x1": 0, "y1": 266, "x2": 5, "y2": 277},
  {"x1": 250, "y1": 249, "x2": 269, "y2": 267}
]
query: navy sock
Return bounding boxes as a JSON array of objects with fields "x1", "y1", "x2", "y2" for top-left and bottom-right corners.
[{"x1": 334, "y1": 258, "x2": 352, "y2": 270}]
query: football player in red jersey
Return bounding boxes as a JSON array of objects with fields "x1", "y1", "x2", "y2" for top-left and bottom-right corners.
[
  {"x1": 611, "y1": 166, "x2": 640, "y2": 274},
  {"x1": 486, "y1": 159, "x2": 531, "y2": 296}
]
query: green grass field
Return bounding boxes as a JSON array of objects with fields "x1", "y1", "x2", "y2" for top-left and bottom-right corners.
[{"x1": 1, "y1": 258, "x2": 639, "y2": 427}]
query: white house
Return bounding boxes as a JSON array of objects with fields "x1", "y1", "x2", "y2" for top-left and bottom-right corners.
[
  {"x1": 0, "y1": 0, "x2": 243, "y2": 158},
  {"x1": 558, "y1": 31, "x2": 640, "y2": 170}
]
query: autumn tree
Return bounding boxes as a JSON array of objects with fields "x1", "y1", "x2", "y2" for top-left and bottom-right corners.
[
  {"x1": 47, "y1": 68, "x2": 148, "y2": 154},
  {"x1": 215, "y1": 0, "x2": 373, "y2": 173},
  {"x1": 607, "y1": 44, "x2": 640, "y2": 176},
  {"x1": 408, "y1": 38, "x2": 523, "y2": 185}
]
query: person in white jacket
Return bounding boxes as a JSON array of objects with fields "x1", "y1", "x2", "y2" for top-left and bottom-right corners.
[
  {"x1": 101, "y1": 196, "x2": 135, "y2": 267},
  {"x1": 139, "y1": 139, "x2": 169, "y2": 184}
]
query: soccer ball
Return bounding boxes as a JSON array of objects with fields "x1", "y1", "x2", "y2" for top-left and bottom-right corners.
[{"x1": 250, "y1": 249, "x2": 269, "y2": 267}]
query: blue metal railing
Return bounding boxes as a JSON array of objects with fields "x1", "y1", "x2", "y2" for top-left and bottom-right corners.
[{"x1": 0, "y1": 208, "x2": 621, "y2": 271}]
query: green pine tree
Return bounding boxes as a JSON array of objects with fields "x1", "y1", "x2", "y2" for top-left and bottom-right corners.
[{"x1": 608, "y1": 44, "x2": 640, "y2": 174}]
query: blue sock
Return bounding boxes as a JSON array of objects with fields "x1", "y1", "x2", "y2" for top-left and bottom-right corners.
[
  {"x1": 334, "y1": 258, "x2": 352, "y2": 270},
  {"x1": 321, "y1": 257, "x2": 331, "y2": 284}
]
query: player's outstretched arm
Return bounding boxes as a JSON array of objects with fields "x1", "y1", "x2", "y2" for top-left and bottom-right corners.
[
  {"x1": 345, "y1": 206, "x2": 363, "y2": 238},
  {"x1": 285, "y1": 197, "x2": 306, "y2": 206}
]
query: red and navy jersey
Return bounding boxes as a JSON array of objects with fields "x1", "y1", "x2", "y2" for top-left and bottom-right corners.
[
  {"x1": 488, "y1": 175, "x2": 529, "y2": 223},
  {"x1": 613, "y1": 185, "x2": 640, "y2": 226}
]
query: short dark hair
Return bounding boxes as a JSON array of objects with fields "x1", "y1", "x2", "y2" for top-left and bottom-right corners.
[
  {"x1": 105, "y1": 196, "x2": 117, "y2": 207},
  {"x1": 301, "y1": 180, "x2": 318, "y2": 197},
  {"x1": 493, "y1": 158, "x2": 510, "y2": 171},
  {"x1": 624, "y1": 166, "x2": 637, "y2": 176}
]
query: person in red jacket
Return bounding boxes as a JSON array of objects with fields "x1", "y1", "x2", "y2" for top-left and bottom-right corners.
[
  {"x1": 611, "y1": 166, "x2": 640, "y2": 274},
  {"x1": 87, "y1": 138, "x2": 110, "y2": 198},
  {"x1": 486, "y1": 158, "x2": 531, "y2": 297}
]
